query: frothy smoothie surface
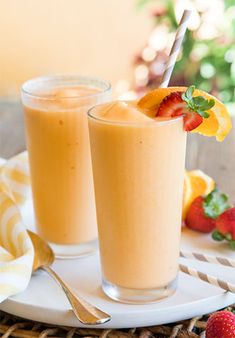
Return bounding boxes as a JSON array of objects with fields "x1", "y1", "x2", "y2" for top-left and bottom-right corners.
[
  {"x1": 92, "y1": 101, "x2": 152, "y2": 122},
  {"x1": 24, "y1": 85, "x2": 101, "y2": 111},
  {"x1": 91, "y1": 100, "x2": 176, "y2": 124},
  {"x1": 27, "y1": 85, "x2": 100, "y2": 98},
  {"x1": 42, "y1": 85, "x2": 100, "y2": 98}
]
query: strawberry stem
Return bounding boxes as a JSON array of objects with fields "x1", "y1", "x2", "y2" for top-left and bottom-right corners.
[
  {"x1": 212, "y1": 230, "x2": 225, "y2": 241},
  {"x1": 203, "y1": 189, "x2": 231, "y2": 219},
  {"x1": 182, "y1": 86, "x2": 215, "y2": 119}
]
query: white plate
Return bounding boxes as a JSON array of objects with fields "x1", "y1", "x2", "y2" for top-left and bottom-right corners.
[{"x1": 1, "y1": 201, "x2": 235, "y2": 329}]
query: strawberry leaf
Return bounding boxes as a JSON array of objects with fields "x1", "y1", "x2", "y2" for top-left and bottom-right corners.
[
  {"x1": 197, "y1": 110, "x2": 210, "y2": 118},
  {"x1": 212, "y1": 230, "x2": 225, "y2": 241},
  {"x1": 192, "y1": 96, "x2": 206, "y2": 106},
  {"x1": 212, "y1": 231, "x2": 235, "y2": 250},
  {"x1": 203, "y1": 189, "x2": 231, "y2": 219},
  {"x1": 182, "y1": 86, "x2": 215, "y2": 120},
  {"x1": 184, "y1": 85, "x2": 195, "y2": 100}
]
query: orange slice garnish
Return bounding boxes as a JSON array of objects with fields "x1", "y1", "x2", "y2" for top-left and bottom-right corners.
[{"x1": 138, "y1": 87, "x2": 232, "y2": 141}]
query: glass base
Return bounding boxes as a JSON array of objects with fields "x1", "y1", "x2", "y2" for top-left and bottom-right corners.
[
  {"x1": 102, "y1": 276, "x2": 178, "y2": 304},
  {"x1": 49, "y1": 239, "x2": 98, "y2": 259}
]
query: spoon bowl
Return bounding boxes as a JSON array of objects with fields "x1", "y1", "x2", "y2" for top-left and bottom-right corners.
[
  {"x1": 28, "y1": 230, "x2": 54, "y2": 270},
  {"x1": 27, "y1": 230, "x2": 111, "y2": 325}
]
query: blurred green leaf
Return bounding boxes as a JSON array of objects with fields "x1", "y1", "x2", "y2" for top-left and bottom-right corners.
[
  {"x1": 135, "y1": 0, "x2": 235, "y2": 103},
  {"x1": 224, "y1": 0, "x2": 235, "y2": 9}
]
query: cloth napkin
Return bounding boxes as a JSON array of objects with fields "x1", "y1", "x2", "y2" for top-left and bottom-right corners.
[{"x1": 0, "y1": 152, "x2": 34, "y2": 302}]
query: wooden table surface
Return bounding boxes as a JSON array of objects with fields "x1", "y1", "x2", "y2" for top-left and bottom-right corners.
[{"x1": 0, "y1": 99, "x2": 234, "y2": 202}]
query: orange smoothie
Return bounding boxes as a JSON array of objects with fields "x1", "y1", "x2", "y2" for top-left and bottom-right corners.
[
  {"x1": 88, "y1": 101, "x2": 186, "y2": 300},
  {"x1": 22, "y1": 76, "x2": 111, "y2": 256}
]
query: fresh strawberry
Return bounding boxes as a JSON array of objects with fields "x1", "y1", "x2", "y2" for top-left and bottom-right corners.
[
  {"x1": 212, "y1": 207, "x2": 235, "y2": 249},
  {"x1": 185, "y1": 196, "x2": 216, "y2": 233},
  {"x1": 185, "y1": 190, "x2": 230, "y2": 233},
  {"x1": 158, "y1": 91, "x2": 203, "y2": 131},
  {"x1": 206, "y1": 310, "x2": 235, "y2": 338},
  {"x1": 157, "y1": 86, "x2": 215, "y2": 131},
  {"x1": 158, "y1": 92, "x2": 185, "y2": 117},
  {"x1": 182, "y1": 111, "x2": 203, "y2": 131}
]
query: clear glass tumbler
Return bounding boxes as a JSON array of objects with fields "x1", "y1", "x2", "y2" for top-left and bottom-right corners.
[
  {"x1": 21, "y1": 75, "x2": 111, "y2": 258},
  {"x1": 88, "y1": 103, "x2": 186, "y2": 303}
]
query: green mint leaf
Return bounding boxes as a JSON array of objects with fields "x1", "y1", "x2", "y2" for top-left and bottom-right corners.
[
  {"x1": 191, "y1": 97, "x2": 215, "y2": 111},
  {"x1": 197, "y1": 110, "x2": 210, "y2": 118},
  {"x1": 181, "y1": 86, "x2": 215, "y2": 120},
  {"x1": 212, "y1": 230, "x2": 225, "y2": 241},
  {"x1": 185, "y1": 85, "x2": 195, "y2": 100},
  {"x1": 203, "y1": 189, "x2": 231, "y2": 219},
  {"x1": 192, "y1": 96, "x2": 206, "y2": 106},
  {"x1": 207, "y1": 99, "x2": 215, "y2": 109},
  {"x1": 181, "y1": 92, "x2": 188, "y2": 102},
  {"x1": 201, "y1": 99, "x2": 215, "y2": 110}
]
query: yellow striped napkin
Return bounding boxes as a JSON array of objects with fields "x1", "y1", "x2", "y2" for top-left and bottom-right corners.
[{"x1": 0, "y1": 152, "x2": 34, "y2": 302}]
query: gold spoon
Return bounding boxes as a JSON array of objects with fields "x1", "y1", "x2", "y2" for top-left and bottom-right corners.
[{"x1": 27, "y1": 230, "x2": 111, "y2": 325}]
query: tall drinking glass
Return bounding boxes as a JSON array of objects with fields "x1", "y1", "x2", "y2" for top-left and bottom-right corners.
[
  {"x1": 21, "y1": 76, "x2": 111, "y2": 258},
  {"x1": 88, "y1": 102, "x2": 186, "y2": 303}
]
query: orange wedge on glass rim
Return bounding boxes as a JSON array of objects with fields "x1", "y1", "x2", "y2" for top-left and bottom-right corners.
[{"x1": 137, "y1": 86, "x2": 232, "y2": 142}]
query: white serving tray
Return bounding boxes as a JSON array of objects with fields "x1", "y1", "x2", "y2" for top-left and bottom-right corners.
[{"x1": 1, "y1": 200, "x2": 235, "y2": 329}]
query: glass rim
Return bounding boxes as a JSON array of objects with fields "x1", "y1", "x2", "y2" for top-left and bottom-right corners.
[
  {"x1": 88, "y1": 102, "x2": 184, "y2": 127},
  {"x1": 21, "y1": 75, "x2": 111, "y2": 101}
]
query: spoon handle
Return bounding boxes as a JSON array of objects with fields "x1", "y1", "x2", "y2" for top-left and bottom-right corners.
[{"x1": 42, "y1": 266, "x2": 111, "y2": 325}]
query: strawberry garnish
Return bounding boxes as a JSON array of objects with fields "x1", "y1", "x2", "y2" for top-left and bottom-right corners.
[
  {"x1": 182, "y1": 111, "x2": 203, "y2": 131},
  {"x1": 206, "y1": 310, "x2": 235, "y2": 338},
  {"x1": 185, "y1": 196, "x2": 216, "y2": 233},
  {"x1": 158, "y1": 92, "x2": 185, "y2": 117},
  {"x1": 212, "y1": 207, "x2": 235, "y2": 249},
  {"x1": 157, "y1": 86, "x2": 215, "y2": 131},
  {"x1": 185, "y1": 190, "x2": 230, "y2": 233}
]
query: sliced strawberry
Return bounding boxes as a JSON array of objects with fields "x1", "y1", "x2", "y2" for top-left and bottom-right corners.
[
  {"x1": 157, "y1": 90, "x2": 204, "y2": 131},
  {"x1": 183, "y1": 111, "x2": 203, "y2": 131},
  {"x1": 156, "y1": 86, "x2": 217, "y2": 131},
  {"x1": 158, "y1": 92, "x2": 185, "y2": 117},
  {"x1": 185, "y1": 196, "x2": 216, "y2": 233}
]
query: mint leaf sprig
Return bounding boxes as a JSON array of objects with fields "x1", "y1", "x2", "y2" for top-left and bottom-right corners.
[{"x1": 182, "y1": 86, "x2": 215, "y2": 118}]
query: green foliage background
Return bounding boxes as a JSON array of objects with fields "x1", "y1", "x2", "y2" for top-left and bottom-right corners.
[{"x1": 136, "y1": 0, "x2": 235, "y2": 107}]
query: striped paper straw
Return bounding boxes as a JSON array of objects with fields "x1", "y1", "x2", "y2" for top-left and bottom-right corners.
[
  {"x1": 180, "y1": 250, "x2": 235, "y2": 268},
  {"x1": 160, "y1": 9, "x2": 191, "y2": 88},
  {"x1": 180, "y1": 264, "x2": 235, "y2": 293}
]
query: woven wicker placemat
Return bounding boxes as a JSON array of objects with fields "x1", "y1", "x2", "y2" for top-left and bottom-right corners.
[{"x1": 1, "y1": 305, "x2": 234, "y2": 338}]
